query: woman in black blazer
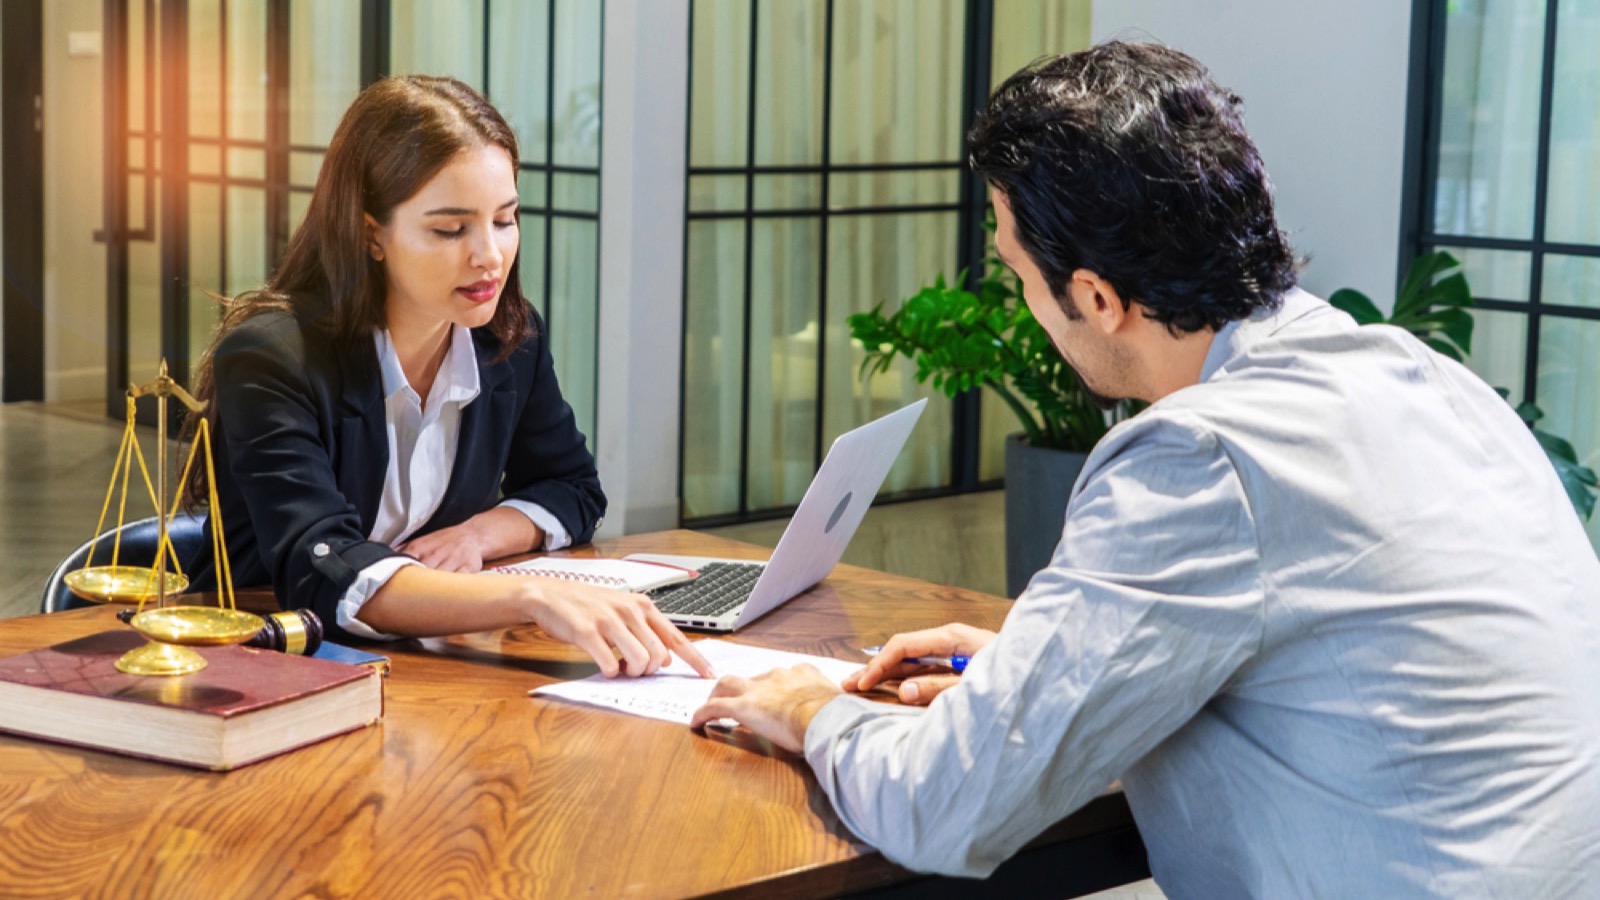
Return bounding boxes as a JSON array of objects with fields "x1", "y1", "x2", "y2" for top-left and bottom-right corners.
[{"x1": 183, "y1": 76, "x2": 709, "y2": 679}]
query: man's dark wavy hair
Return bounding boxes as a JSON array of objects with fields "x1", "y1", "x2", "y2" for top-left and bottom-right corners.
[{"x1": 970, "y1": 41, "x2": 1296, "y2": 333}]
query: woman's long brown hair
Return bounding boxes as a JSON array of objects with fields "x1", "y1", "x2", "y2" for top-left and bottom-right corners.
[{"x1": 181, "y1": 75, "x2": 532, "y2": 507}]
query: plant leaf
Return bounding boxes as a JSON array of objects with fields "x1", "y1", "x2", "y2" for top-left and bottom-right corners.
[
  {"x1": 1425, "y1": 271, "x2": 1474, "y2": 311},
  {"x1": 1328, "y1": 288, "x2": 1385, "y2": 324},
  {"x1": 1535, "y1": 429, "x2": 1599, "y2": 521},
  {"x1": 1534, "y1": 427, "x2": 1580, "y2": 464},
  {"x1": 1401, "y1": 309, "x2": 1473, "y2": 354},
  {"x1": 1420, "y1": 336, "x2": 1465, "y2": 362},
  {"x1": 1393, "y1": 251, "x2": 1460, "y2": 319}
]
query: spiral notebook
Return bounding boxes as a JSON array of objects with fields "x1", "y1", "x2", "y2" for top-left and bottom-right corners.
[{"x1": 490, "y1": 557, "x2": 698, "y2": 592}]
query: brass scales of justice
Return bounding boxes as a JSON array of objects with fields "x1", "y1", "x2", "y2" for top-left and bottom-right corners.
[{"x1": 63, "y1": 360, "x2": 264, "y2": 676}]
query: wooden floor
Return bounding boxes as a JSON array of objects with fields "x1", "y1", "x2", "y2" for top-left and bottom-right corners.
[{"x1": 0, "y1": 400, "x2": 1009, "y2": 620}]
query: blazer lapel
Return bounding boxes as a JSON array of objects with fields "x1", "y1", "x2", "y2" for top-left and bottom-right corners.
[{"x1": 437, "y1": 333, "x2": 517, "y2": 522}]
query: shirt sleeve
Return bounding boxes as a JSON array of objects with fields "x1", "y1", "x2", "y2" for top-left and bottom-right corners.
[
  {"x1": 803, "y1": 411, "x2": 1266, "y2": 877},
  {"x1": 211, "y1": 318, "x2": 406, "y2": 632},
  {"x1": 497, "y1": 499, "x2": 572, "y2": 551},
  {"x1": 335, "y1": 556, "x2": 422, "y2": 641}
]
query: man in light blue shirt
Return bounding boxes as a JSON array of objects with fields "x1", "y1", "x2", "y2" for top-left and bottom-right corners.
[{"x1": 692, "y1": 41, "x2": 1600, "y2": 897}]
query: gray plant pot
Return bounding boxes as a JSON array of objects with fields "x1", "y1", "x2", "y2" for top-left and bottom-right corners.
[{"x1": 1004, "y1": 434, "x2": 1087, "y2": 598}]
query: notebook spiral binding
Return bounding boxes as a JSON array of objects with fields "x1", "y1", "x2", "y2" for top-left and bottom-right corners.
[{"x1": 493, "y1": 564, "x2": 630, "y2": 589}]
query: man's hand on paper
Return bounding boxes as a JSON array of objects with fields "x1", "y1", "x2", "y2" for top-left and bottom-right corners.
[
  {"x1": 845, "y1": 623, "x2": 997, "y2": 706},
  {"x1": 688, "y1": 623, "x2": 997, "y2": 749},
  {"x1": 689, "y1": 664, "x2": 843, "y2": 754}
]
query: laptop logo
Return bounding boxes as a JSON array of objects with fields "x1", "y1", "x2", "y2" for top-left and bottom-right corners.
[{"x1": 825, "y1": 492, "x2": 852, "y2": 533}]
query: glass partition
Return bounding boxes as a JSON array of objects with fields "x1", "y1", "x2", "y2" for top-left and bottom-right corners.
[
  {"x1": 391, "y1": 0, "x2": 603, "y2": 447},
  {"x1": 682, "y1": 0, "x2": 1091, "y2": 522},
  {"x1": 105, "y1": 1, "x2": 599, "y2": 452},
  {"x1": 1415, "y1": 0, "x2": 1600, "y2": 550}
]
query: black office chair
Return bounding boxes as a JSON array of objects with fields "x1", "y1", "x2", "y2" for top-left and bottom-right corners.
[{"x1": 40, "y1": 512, "x2": 208, "y2": 613}]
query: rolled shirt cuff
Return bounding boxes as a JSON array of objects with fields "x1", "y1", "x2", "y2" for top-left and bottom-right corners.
[
  {"x1": 335, "y1": 555, "x2": 422, "y2": 641},
  {"x1": 499, "y1": 499, "x2": 572, "y2": 551}
]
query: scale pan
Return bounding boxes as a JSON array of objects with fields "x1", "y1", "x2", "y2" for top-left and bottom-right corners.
[
  {"x1": 129, "y1": 606, "x2": 264, "y2": 646},
  {"x1": 64, "y1": 566, "x2": 191, "y2": 604}
]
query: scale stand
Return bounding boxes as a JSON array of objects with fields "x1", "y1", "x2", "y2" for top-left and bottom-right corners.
[{"x1": 64, "y1": 360, "x2": 263, "y2": 676}]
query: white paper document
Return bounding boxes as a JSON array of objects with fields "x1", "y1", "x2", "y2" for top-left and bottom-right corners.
[{"x1": 530, "y1": 639, "x2": 863, "y2": 725}]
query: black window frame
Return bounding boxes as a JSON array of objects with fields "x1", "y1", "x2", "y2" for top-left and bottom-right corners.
[
  {"x1": 679, "y1": 0, "x2": 998, "y2": 528},
  {"x1": 100, "y1": 0, "x2": 603, "y2": 440},
  {"x1": 1401, "y1": 0, "x2": 1600, "y2": 407}
]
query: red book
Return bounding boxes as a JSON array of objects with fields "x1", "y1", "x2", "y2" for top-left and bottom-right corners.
[{"x1": 0, "y1": 629, "x2": 383, "y2": 770}]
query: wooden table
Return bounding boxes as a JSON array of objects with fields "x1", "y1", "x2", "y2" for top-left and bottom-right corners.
[{"x1": 0, "y1": 530, "x2": 1146, "y2": 899}]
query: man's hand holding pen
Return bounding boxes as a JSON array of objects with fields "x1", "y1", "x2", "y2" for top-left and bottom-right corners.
[{"x1": 846, "y1": 623, "x2": 997, "y2": 706}]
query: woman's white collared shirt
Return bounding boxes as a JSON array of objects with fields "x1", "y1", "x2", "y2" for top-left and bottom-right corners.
[{"x1": 336, "y1": 325, "x2": 569, "y2": 639}]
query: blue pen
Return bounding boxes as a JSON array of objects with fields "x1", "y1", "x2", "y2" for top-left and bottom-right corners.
[{"x1": 861, "y1": 646, "x2": 970, "y2": 674}]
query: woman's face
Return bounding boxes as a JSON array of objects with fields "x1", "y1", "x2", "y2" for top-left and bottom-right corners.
[{"x1": 367, "y1": 142, "x2": 520, "y2": 337}]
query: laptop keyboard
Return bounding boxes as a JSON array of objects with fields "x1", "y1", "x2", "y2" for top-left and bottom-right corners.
[{"x1": 648, "y1": 562, "x2": 765, "y2": 618}]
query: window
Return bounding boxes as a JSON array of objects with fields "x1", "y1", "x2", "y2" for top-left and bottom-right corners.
[
  {"x1": 107, "y1": 1, "x2": 601, "y2": 446},
  {"x1": 389, "y1": 0, "x2": 605, "y2": 446},
  {"x1": 681, "y1": 0, "x2": 1089, "y2": 524},
  {"x1": 1407, "y1": 0, "x2": 1600, "y2": 549}
]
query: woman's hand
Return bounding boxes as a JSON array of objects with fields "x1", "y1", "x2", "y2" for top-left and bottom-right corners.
[
  {"x1": 844, "y1": 622, "x2": 997, "y2": 706},
  {"x1": 398, "y1": 508, "x2": 546, "y2": 572},
  {"x1": 525, "y1": 579, "x2": 715, "y2": 679}
]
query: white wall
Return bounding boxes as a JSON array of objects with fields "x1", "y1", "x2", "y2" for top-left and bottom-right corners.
[
  {"x1": 595, "y1": 0, "x2": 689, "y2": 537},
  {"x1": 42, "y1": 0, "x2": 107, "y2": 401},
  {"x1": 1091, "y1": 1, "x2": 1413, "y2": 303}
]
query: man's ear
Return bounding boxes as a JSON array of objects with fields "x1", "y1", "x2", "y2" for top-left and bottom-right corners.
[
  {"x1": 363, "y1": 213, "x2": 384, "y2": 262},
  {"x1": 1070, "y1": 269, "x2": 1127, "y2": 335}
]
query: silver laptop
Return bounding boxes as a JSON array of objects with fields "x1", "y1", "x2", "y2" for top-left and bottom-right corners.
[{"x1": 629, "y1": 398, "x2": 927, "y2": 631}]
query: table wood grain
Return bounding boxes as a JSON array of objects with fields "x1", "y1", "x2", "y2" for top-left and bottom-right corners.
[{"x1": 0, "y1": 530, "x2": 1139, "y2": 899}]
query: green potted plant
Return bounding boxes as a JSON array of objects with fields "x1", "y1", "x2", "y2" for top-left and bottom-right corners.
[
  {"x1": 848, "y1": 226, "x2": 1124, "y2": 596},
  {"x1": 1330, "y1": 250, "x2": 1597, "y2": 523}
]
